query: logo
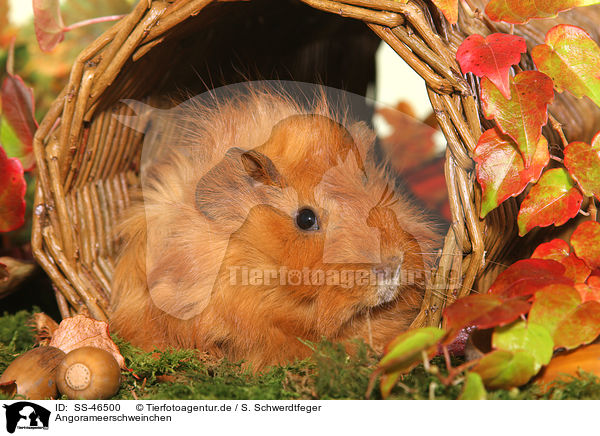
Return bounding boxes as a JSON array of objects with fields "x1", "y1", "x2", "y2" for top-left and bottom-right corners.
[{"x1": 3, "y1": 402, "x2": 51, "y2": 433}]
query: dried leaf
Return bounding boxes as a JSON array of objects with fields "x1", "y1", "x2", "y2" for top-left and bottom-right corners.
[
  {"x1": 485, "y1": 0, "x2": 600, "y2": 24},
  {"x1": 0, "y1": 146, "x2": 26, "y2": 232},
  {"x1": 481, "y1": 72, "x2": 554, "y2": 167},
  {"x1": 532, "y1": 25, "x2": 600, "y2": 107},
  {"x1": 517, "y1": 168, "x2": 583, "y2": 236},
  {"x1": 571, "y1": 220, "x2": 600, "y2": 269},
  {"x1": 49, "y1": 314, "x2": 125, "y2": 368},
  {"x1": 475, "y1": 127, "x2": 548, "y2": 217},
  {"x1": 28, "y1": 312, "x2": 60, "y2": 346},
  {"x1": 456, "y1": 33, "x2": 527, "y2": 99},
  {"x1": 564, "y1": 133, "x2": 600, "y2": 201}
]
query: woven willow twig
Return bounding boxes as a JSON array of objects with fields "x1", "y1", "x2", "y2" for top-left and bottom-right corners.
[{"x1": 34, "y1": 0, "x2": 585, "y2": 325}]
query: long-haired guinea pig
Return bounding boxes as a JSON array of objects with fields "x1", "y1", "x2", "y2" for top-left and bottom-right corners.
[{"x1": 110, "y1": 85, "x2": 439, "y2": 369}]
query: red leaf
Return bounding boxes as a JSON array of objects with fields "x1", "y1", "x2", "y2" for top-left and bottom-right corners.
[
  {"x1": 517, "y1": 168, "x2": 583, "y2": 236},
  {"x1": 475, "y1": 127, "x2": 548, "y2": 217},
  {"x1": 33, "y1": 0, "x2": 65, "y2": 52},
  {"x1": 481, "y1": 72, "x2": 554, "y2": 167},
  {"x1": 576, "y1": 276, "x2": 600, "y2": 302},
  {"x1": 531, "y1": 239, "x2": 591, "y2": 283},
  {"x1": 564, "y1": 132, "x2": 600, "y2": 201},
  {"x1": 1, "y1": 74, "x2": 38, "y2": 171},
  {"x1": 571, "y1": 221, "x2": 600, "y2": 269},
  {"x1": 431, "y1": 0, "x2": 458, "y2": 23},
  {"x1": 456, "y1": 33, "x2": 527, "y2": 99},
  {"x1": 443, "y1": 294, "x2": 531, "y2": 334},
  {"x1": 0, "y1": 146, "x2": 26, "y2": 232},
  {"x1": 485, "y1": 0, "x2": 600, "y2": 24},
  {"x1": 488, "y1": 258, "x2": 572, "y2": 298}
]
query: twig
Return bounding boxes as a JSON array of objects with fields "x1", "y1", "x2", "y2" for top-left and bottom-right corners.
[
  {"x1": 549, "y1": 114, "x2": 569, "y2": 149},
  {"x1": 63, "y1": 15, "x2": 125, "y2": 32}
]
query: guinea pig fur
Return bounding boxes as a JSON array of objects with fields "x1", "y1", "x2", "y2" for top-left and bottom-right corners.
[{"x1": 109, "y1": 87, "x2": 439, "y2": 369}]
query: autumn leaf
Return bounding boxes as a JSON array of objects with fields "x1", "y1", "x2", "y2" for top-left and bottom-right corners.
[
  {"x1": 575, "y1": 276, "x2": 600, "y2": 302},
  {"x1": 489, "y1": 258, "x2": 573, "y2": 299},
  {"x1": 33, "y1": 0, "x2": 65, "y2": 52},
  {"x1": 531, "y1": 239, "x2": 591, "y2": 283},
  {"x1": 443, "y1": 294, "x2": 531, "y2": 335},
  {"x1": 456, "y1": 33, "x2": 527, "y2": 99},
  {"x1": 0, "y1": 146, "x2": 26, "y2": 232},
  {"x1": 532, "y1": 25, "x2": 600, "y2": 107},
  {"x1": 48, "y1": 314, "x2": 126, "y2": 368},
  {"x1": 564, "y1": 133, "x2": 600, "y2": 201},
  {"x1": 431, "y1": 0, "x2": 458, "y2": 23},
  {"x1": 529, "y1": 284, "x2": 600, "y2": 349},
  {"x1": 492, "y1": 320, "x2": 553, "y2": 372},
  {"x1": 485, "y1": 0, "x2": 600, "y2": 24},
  {"x1": 517, "y1": 168, "x2": 583, "y2": 236},
  {"x1": 475, "y1": 127, "x2": 548, "y2": 218},
  {"x1": 571, "y1": 221, "x2": 600, "y2": 269},
  {"x1": 0, "y1": 74, "x2": 38, "y2": 171},
  {"x1": 472, "y1": 349, "x2": 537, "y2": 389},
  {"x1": 481, "y1": 72, "x2": 554, "y2": 167}
]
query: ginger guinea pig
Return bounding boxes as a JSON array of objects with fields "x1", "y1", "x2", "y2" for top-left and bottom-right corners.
[{"x1": 110, "y1": 87, "x2": 439, "y2": 369}]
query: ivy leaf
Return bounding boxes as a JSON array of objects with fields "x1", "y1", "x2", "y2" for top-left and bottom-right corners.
[
  {"x1": 492, "y1": 320, "x2": 553, "y2": 373},
  {"x1": 564, "y1": 133, "x2": 600, "y2": 201},
  {"x1": 33, "y1": 0, "x2": 65, "y2": 52},
  {"x1": 532, "y1": 25, "x2": 600, "y2": 107},
  {"x1": 553, "y1": 301, "x2": 600, "y2": 349},
  {"x1": 443, "y1": 294, "x2": 531, "y2": 335},
  {"x1": 377, "y1": 327, "x2": 446, "y2": 398},
  {"x1": 488, "y1": 258, "x2": 572, "y2": 298},
  {"x1": 575, "y1": 276, "x2": 600, "y2": 302},
  {"x1": 531, "y1": 239, "x2": 591, "y2": 283},
  {"x1": 517, "y1": 168, "x2": 583, "y2": 236},
  {"x1": 0, "y1": 146, "x2": 26, "y2": 232},
  {"x1": 458, "y1": 372, "x2": 487, "y2": 400},
  {"x1": 431, "y1": 0, "x2": 458, "y2": 23},
  {"x1": 475, "y1": 127, "x2": 548, "y2": 218},
  {"x1": 0, "y1": 74, "x2": 38, "y2": 171},
  {"x1": 529, "y1": 284, "x2": 600, "y2": 349},
  {"x1": 485, "y1": 0, "x2": 600, "y2": 24},
  {"x1": 570, "y1": 221, "x2": 600, "y2": 269},
  {"x1": 456, "y1": 33, "x2": 527, "y2": 99},
  {"x1": 472, "y1": 350, "x2": 537, "y2": 389},
  {"x1": 481, "y1": 72, "x2": 554, "y2": 167}
]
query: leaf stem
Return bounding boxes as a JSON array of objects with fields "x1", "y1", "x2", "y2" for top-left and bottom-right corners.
[
  {"x1": 549, "y1": 114, "x2": 569, "y2": 149},
  {"x1": 62, "y1": 15, "x2": 124, "y2": 32}
]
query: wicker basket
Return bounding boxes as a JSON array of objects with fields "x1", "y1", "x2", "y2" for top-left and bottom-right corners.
[{"x1": 31, "y1": 0, "x2": 600, "y2": 327}]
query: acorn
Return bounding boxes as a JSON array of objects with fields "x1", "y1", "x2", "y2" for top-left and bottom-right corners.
[
  {"x1": 0, "y1": 346, "x2": 66, "y2": 399},
  {"x1": 56, "y1": 347, "x2": 121, "y2": 399}
]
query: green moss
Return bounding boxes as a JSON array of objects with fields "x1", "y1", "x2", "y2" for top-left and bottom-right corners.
[{"x1": 2, "y1": 311, "x2": 600, "y2": 399}]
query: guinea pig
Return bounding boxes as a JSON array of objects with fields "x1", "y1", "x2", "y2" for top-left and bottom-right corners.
[{"x1": 109, "y1": 85, "x2": 439, "y2": 369}]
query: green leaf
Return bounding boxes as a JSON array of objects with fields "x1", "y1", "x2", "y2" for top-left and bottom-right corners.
[
  {"x1": 492, "y1": 320, "x2": 553, "y2": 373},
  {"x1": 481, "y1": 72, "x2": 554, "y2": 167},
  {"x1": 564, "y1": 135, "x2": 600, "y2": 201},
  {"x1": 459, "y1": 372, "x2": 487, "y2": 400},
  {"x1": 379, "y1": 327, "x2": 446, "y2": 374},
  {"x1": 517, "y1": 168, "x2": 583, "y2": 236},
  {"x1": 472, "y1": 350, "x2": 537, "y2": 389},
  {"x1": 379, "y1": 372, "x2": 402, "y2": 399},
  {"x1": 532, "y1": 25, "x2": 600, "y2": 107}
]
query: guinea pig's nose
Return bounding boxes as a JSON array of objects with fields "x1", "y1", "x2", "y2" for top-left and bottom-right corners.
[{"x1": 371, "y1": 255, "x2": 402, "y2": 276}]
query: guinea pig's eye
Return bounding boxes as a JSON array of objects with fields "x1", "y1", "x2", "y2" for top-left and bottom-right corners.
[{"x1": 296, "y1": 208, "x2": 319, "y2": 231}]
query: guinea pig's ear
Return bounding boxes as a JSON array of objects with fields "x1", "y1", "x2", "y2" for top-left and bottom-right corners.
[{"x1": 241, "y1": 149, "x2": 286, "y2": 188}]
